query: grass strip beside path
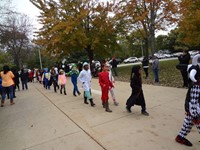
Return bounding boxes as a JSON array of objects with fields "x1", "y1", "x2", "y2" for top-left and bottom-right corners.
[{"x1": 116, "y1": 59, "x2": 184, "y2": 88}]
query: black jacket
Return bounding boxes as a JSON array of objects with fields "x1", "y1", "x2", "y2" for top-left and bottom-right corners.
[{"x1": 178, "y1": 53, "x2": 190, "y2": 64}]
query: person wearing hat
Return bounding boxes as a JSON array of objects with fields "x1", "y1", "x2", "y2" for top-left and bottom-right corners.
[
  {"x1": 67, "y1": 64, "x2": 81, "y2": 96},
  {"x1": 78, "y1": 62, "x2": 95, "y2": 106},
  {"x1": 175, "y1": 54, "x2": 200, "y2": 147},
  {"x1": 126, "y1": 65, "x2": 149, "y2": 116},
  {"x1": 99, "y1": 63, "x2": 113, "y2": 112},
  {"x1": 58, "y1": 69, "x2": 67, "y2": 95}
]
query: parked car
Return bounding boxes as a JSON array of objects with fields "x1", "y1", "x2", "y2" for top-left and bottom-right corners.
[
  {"x1": 123, "y1": 57, "x2": 138, "y2": 63},
  {"x1": 138, "y1": 56, "x2": 144, "y2": 62}
]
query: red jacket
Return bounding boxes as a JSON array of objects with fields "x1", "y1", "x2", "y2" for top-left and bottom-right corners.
[{"x1": 99, "y1": 71, "x2": 113, "y2": 88}]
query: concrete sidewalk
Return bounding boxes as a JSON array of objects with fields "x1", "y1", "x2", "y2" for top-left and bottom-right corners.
[{"x1": 0, "y1": 79, "x2": 199, "y2": 150}]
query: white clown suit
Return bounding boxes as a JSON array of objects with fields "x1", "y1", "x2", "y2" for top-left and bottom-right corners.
[{"x1": 175, "y1": 54, "x2": 200, "y2": 147}]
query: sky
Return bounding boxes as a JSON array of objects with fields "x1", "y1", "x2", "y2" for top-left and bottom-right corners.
[
  {"x1": 13, "y1": 0, "x2": 41, "y2": 31},
  {"x1": 13, "y1": 0, "x2": 169, "y2": 36}
]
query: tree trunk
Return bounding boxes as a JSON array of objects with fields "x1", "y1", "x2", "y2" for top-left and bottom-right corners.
[
  {"x1": 85, "y1": 45, "x2": 94, "y2": 66},
  {"x1": 150, "y1": 1, "x2": 156, "y2": 55},
  {"x1": 144, "y1": 37, "x2": 149, "y2": 57}
]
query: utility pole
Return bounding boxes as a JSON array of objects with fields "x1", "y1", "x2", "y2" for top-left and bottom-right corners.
[{"x1": 38, "y1": 48, "x2": 43, "y2": 70}]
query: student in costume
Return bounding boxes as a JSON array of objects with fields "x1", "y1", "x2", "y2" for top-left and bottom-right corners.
[
  {"x1": 107, "y1": 63, "x2": 119, "y2": 106},
  {"x1": 78, "y1": 62, "x2": 95, "y2": 107},
  {"x1": 175, "y1": 54, "x2": 200, "y2": 147},
  {"x1": 99, "y1": 63, "x2": 113, "y2": 112},
  {"x1": 67, "y1": 65, "x2": 81, "y2": 96},
  {"x1": 58, "y1": 69, "x2": 67, "y2": 95},
  {"x1": 126, "y1": 65, "x2": 149, "y2": 116}
]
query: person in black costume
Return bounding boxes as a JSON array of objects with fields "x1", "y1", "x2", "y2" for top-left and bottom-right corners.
[
  {"x1": 178, "y1": 50, "x2": 191, "y2": 87},
  {"x1": 126, "y1": 65, "x2": 149, "y2": 116}
]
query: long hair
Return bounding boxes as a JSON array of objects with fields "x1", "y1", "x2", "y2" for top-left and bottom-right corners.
[{"x1": 3, "y1": 65, "x2": 10, "y2": 74}]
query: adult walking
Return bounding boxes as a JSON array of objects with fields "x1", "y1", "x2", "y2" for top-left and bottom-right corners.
[
  {"x1": 178, "y1": 50, "x2": 191, "y2": 87},
  {"x1": 12, "y1": 68, "x2": 20, "y2": 91},
  {"x1": 20, "y1": 69, "x2": 29, "y2": 90},
  {"x1": 142, "y1": 56, "x2": 149, "y2": 79},
  {"x1": 152, "y1": 56, "x2": 159, "y2": 84},
  {"x1": 126, "y1": 65, "x2": 149, "y2": 116},
  {"x1": 111, "y1": 57, "x2": 118, "y2": 77},
  {"x1": 0, "y1": 65, "x2": 15, "y2": 107}
]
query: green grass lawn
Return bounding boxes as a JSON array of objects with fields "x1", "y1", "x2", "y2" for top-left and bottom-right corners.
[{"x1": 116, "y1": 59, "x2": 184, "y2": 88}]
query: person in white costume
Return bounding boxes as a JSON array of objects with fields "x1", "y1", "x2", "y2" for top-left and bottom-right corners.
[{"x1": 78, "y1": 62, "x2": 95, "y2": 107}]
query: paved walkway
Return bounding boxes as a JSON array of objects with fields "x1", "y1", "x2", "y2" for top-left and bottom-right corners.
[{"x1": 0, "y1": 79, "x2": 199, "y2": 150}]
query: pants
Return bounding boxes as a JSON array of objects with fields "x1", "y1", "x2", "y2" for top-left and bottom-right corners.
[
  {"x1": 60, "y1": 85, "x2": 66, "y2": 94},
  {"x1": 22, "y1": 80, "x2": 28, "y2": 90},
  {"x1": 101, "y1": 86, "x2": 109, "y2": 102},
  {"x1": 72, "y1": 79, "x2": 80, "y2": 95},
  {"x1": 181, "y1": 69, "x2": 188, "y2": 87},
  {"x1": 178, "y1": 114, "x2": 200, "y2": 138},
  {"x1": 44, "y1": 79, "x2": 50, "y2": 90},
  {"x1": 109, "y1": 88, "x2": 116, "y2": 101},
  {"x1": 14, "y1": 84, "x2": 20, "y2": 91},
  {"x1": 126, "y1": 90, "x2": 146, "y2": 112},
  {"x1": 112, "y1": 67, "x2": 118, "y2": 76},
  {"x1": 153, "y1": 69, "x2": 159, "y2": 83},
  {"x1": 143, "y1": 68, "x2": 148, "y2": 78},
  {"x1": 84, "y1": 90, "x2": 92, "y2": 100},
  {"x1": 2, "y1": 86, "x2": 14, "y2": 100},
  {"x1": 53, "y1": 81, "x2": 59, "y2": 92}
]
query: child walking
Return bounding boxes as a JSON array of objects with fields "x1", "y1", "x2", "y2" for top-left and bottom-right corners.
[
  {"x1": 99, "y1": 63, "x2": 113, "y2": 112},
  {"x1": 50, "y1": 68, "x2": 59, "y2": 93},
  {"x1": 67, "y1": 65, "x2": 81, "y2": 96},
  {"x1": 58, "y1": 69, "x2": 67, "y2": 95},
  {"x1": 78, "y1": 62, "x2": 95, "y2": 107},
  {"x1": 107, "y1": 64, "x2": 119, "y2": 106},
  {"x1": 126, "y1": 65, "x2": 149, "y2": 116}
]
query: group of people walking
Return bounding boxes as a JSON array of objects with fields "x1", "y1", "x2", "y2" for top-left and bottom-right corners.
[
  {"x1": 0, "y1": 59, "x2": 151, "y2": 115},
  {"x1": 1, "y1": 52, "x2": 199, "y2": 147},
  {"x1": 37, "y1": 62, "x2": 119, "y2": 112}
]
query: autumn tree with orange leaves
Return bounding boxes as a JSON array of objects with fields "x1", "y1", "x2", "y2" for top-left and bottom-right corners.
[
  {"x1": 115, "y1": 0, "x2": 179, "y2": 56},
  {"x1": 30, "y1": 0, "x2": 119, "y2": 64},
  {"x1": 178, "y1": 0, "x2": 200, "y2": 47}
]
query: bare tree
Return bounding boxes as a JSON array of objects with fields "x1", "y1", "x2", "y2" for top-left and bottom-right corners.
[{"x1": 0, "y1": 14, "x2": 33, "y2": 69}]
